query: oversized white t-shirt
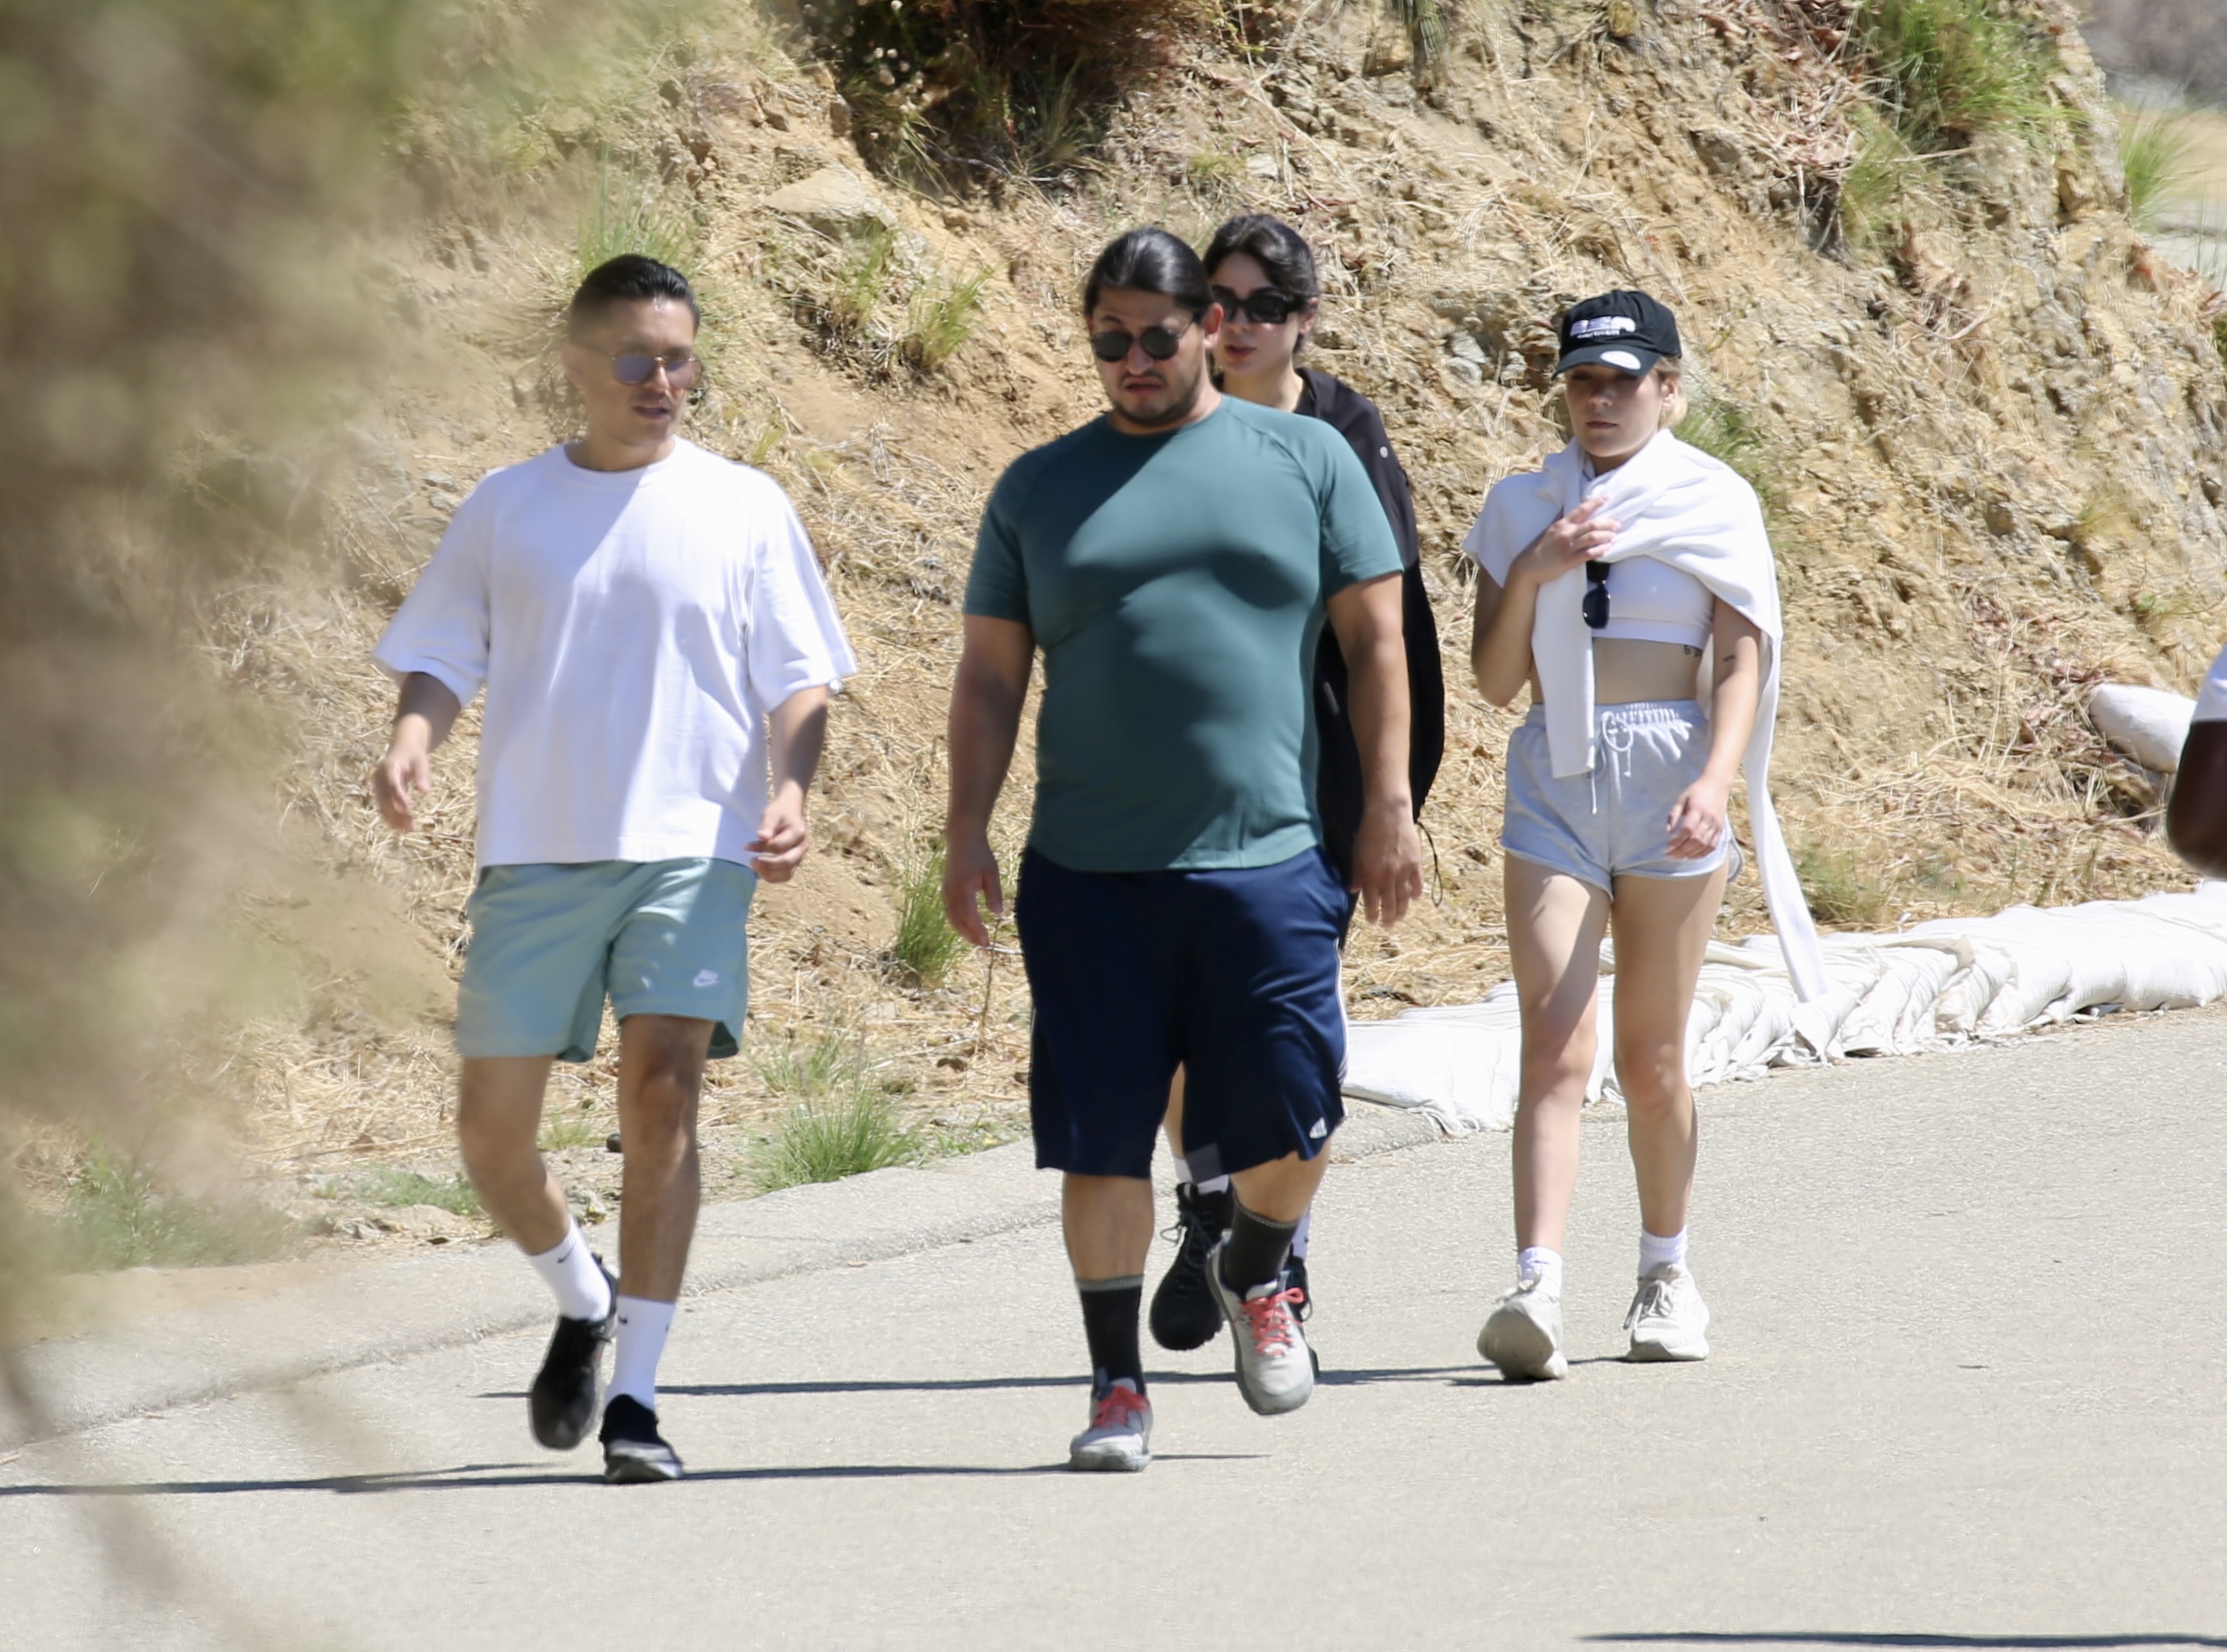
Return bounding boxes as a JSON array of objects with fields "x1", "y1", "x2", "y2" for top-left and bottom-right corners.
[
  {"x1": 373, "y1": 440, "x2": 858, "y2": 869},
  {"x1": 2196, "y1": 641, "x2": 2227, "y2": 723}
]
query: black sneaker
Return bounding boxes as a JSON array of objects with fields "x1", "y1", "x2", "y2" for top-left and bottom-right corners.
[
  {"x1": 1149, "y1": 1182, "x2": 1233, "y2": 1352},
  {"x1": 600, "y1": 1394, "x2": 685, "y2": 1483},
  {"x1": 528, "y1": 1262, "x2": 617, "y2": 1451}
]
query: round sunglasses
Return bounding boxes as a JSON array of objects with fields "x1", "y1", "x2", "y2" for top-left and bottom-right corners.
[
  {"x1": 595, "y1": 348, "x2": 702, "y2": 390},
  {"x1": 1212, "y1": 285, "x2": 1308, "y2": 325},
  {"x1": 1088, "y1": 314, "x2": 1197, "y2": 363}
]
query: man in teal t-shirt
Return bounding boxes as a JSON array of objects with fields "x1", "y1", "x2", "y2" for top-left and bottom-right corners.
[{"x1": 942, "y1": 228, "x2": 1422, "y2": 1474}]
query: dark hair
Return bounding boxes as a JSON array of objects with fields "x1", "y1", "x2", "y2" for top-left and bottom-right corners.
[
  {"x1": 1081, "y1": 227, "x2": 1213, "y2": 318},
  {"x1": 567, "y1": 255, "x2": 700, "y2": 341},
  {"x1": 1200, "y1": 214, "x2": 1321, "y2": 302}
]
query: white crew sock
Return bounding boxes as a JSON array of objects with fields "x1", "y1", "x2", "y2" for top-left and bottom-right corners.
[
  {"x1": 1517, "y1": 1247, "x2": 1564, "y2": 1298},
  {"x1": 525, "y1": 1221, "x2": 612, "y2": 1322},
  {"x1": 1196, "y1": 1174, "x2": 1231, "y2": 1196},
  {"x1": 1171, "y1": 1156, "x2": 1192, "y2": 1186},
  {"x1": 609, "y1": 1296, "x2": 677, "y2": 1413},
  {"x1": 1639, "y1": 1227, "x2": 1690, "y2": 1276},
  {"x1": 1289, "y1": 1211, "x2": 1312, "y2": 1261}
]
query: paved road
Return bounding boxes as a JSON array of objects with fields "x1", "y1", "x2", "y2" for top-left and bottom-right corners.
[{"x1": 5, "y1": 1013, "x2": 2227, "y2": 1649}]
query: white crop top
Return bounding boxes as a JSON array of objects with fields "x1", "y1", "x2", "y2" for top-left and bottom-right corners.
[{"x1": 1592, "y1": 555, "x2": 1712, "y2": 649}]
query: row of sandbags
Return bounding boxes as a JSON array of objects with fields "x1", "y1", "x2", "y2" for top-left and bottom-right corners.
[{"x1": 1342, "y1": 885, "x2": 2227, "y2": 1133}]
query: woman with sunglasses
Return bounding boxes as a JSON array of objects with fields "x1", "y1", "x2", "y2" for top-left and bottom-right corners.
[
  {"x1": 1464, "y1": 289, "x2": 1823, "y2": 1381},
  {"x1": 1146, "y1": 214, "x2": 1446, "y2": 1356}
]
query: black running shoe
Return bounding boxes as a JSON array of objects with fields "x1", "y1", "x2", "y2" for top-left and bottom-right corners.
[
  {"x1": 1149, "y1": 1182, "x2": 1233, "y2": 1352},
  {"x1": 529, "y1": 1262, "x2": 617, "y2": 1451},
  {"x1": 600, "y1": 1394, "x2": 685, "y2": 1483}
]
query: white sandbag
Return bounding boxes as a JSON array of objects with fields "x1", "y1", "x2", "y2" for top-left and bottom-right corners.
[
  {"x1": 2089, "y1": 684, "x2": 2195, "y2": 772},
  {"x1": 1343, "y1": 883, "x2": 2227, "y2": 1133}
]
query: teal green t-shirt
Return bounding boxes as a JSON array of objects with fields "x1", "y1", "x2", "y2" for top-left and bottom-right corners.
[{"x1": 965, "y1": 397, "x2": 1402, "y2": 873}]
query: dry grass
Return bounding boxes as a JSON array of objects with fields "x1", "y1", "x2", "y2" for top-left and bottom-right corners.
[{"x1": 43, "y1": 0, "x2": 2214, "y2": 1241}]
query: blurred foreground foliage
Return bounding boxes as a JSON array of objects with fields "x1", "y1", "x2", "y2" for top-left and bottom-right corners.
[{"x1": 0, "y1": 0, "x2": 734, "y2": 1351}]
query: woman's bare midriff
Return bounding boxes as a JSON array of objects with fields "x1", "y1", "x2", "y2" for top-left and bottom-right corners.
[{"x1": 1519, "y1": 635, "x2": 1709, "y2": 708}]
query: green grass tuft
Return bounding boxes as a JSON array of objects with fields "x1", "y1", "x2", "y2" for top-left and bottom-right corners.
[
  {"x1": 1677, "y1": 384, "x2": 1783, "y2": 513},
  {"x1": 1857, "y1": 0, "x2": 2062, "y2": 153},
  {"x1": 754, "y1": 1092, "x2": 921, "y2": 1192},
  {"x1": 538, "y1": 1110, "x2": 605, "y2": 1153},
  {"x1": 2120, "y1": 105, "x2": 2201, "y2": 233},
  {"x1": 754, "y1": 1025, "x2": 867, "y2": 1102},
  {"x1": 360, "y1": 1167, "x2": 483, "y2": 1218},
  {"x1": 889, "y1": 842, "x2": 966, "y2": 986},
  {"x1": 903, "y1": 270, "x2": 989, "y2": 374},
  {"x1": 56, "y1": 1149, "x2": 300, "y2": 1272},
  {"x1": 1833, "y1": 111, "x2": 1933, "y2": 255},
  {"x1": 829, "y1": 223, "x2": 898, "y2": 339},
  {"x1": 576, "y1": 158, "x2": 703, "y2": 282},
  {"x1": 1797, "y1": 844, "x2": 1893, "y2": 930}
]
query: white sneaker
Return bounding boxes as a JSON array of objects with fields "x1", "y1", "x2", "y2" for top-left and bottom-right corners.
[
  {"x1": 1068, "y1": 1379, "x2": 1152, "y2": 1472},
  {"x1": 1477, "y1": 1274, "x2": 1568, "y2": 1381},
  {"x1": 1625, "y1": 1262, "x2": 1710, "y2": 1361},
  {"x1": 1207, "y1": 1244, "x2": 1315, "y2": 1416}
]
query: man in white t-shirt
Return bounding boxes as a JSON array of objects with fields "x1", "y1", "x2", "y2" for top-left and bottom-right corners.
[
  {"x1": 2168, "y1": 642, "x2": 2227, "y2": 876},
  {"x1": 370, "y1": 255, "x2": 857, "y2": 1483}
]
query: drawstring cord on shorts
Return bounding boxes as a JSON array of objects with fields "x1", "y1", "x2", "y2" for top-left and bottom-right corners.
[{"x1": 1590, "y1": 710, "x2": 1640, "y2": 814}]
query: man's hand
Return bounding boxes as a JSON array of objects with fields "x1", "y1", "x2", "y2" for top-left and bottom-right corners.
[
  {"x1": 1351, "y1": 800, "x2": 1424, "y2": 928},
  {"x1": 370, "y1": 674, "x2": 463, "y2": 833},
  {"x1": 943, "y1": 830, "x2": 1005, "y2": 948},
  {"x1": 373, "y1": 734, "x2": 434, "y2": 833},
  {"x1": 749, "y1": 786, "x2": 812, "y2": 882}
]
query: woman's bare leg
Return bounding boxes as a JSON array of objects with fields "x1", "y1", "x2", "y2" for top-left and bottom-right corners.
[
  {"x1": 1604, "y1": 867, "x2": 1726, "y2": 1239},
  {"x1": 1505, "y1": 856, "x2": 1611, "y2": 1254}
]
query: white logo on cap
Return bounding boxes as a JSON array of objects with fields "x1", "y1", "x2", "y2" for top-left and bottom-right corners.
[
  {"x1": 1600, "y1": 348, "x2": 1644, "y2": 372},
  {"x1": 1570, "y1": 315, "x2": 1638, "y2": 340},
  {"x1": 693, "y1": 969, "x2": 720, "y2": 987}
]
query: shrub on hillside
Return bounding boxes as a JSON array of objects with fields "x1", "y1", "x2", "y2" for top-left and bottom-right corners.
[
  {"x1": 794, "y1": 0, "x2": 1215, "y2": 183},
  {"x1": 1857, "y1": 0, "x2": 2062, "y2": 151}
]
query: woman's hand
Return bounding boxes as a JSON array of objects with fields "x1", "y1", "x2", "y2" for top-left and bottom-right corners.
[
  {"x1": 1509, "y1": 496, "x2": 1620, "y2": 589},
  {"x1": 1664, "y1": 772, "x2": 1732, "y2": 861}
]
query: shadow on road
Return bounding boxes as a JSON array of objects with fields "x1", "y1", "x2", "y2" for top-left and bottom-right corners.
[
  {"x1": 1584, "y1": 1635, "x2": 2227, "y2": 1648},
  {"x1": 474, "y1": 1364, "x2": 1478, "y2": 1402},
  {"x1": 0, "y1": 1454, "x2": 1266, "y2": 1498}
]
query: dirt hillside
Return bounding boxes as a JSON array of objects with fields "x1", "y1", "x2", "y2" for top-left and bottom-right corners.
[{"x1": 174, "y1": 0, "x2": 2227, "y2": 1225}]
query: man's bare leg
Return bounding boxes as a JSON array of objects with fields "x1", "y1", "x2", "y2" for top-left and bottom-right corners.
[
  {"x1": 456, "y1": 1055, "x2": 568, "y2": 1253},
  {"x1": 612, "y1": 1013, "x2": 714, "y2": 1302}
]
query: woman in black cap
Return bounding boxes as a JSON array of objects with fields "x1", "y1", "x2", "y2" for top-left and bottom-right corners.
[
  {"x1": 1462, "y1": 289, "x2": 1822, "y2": 1381},
  {"x1": 1144, "y1": 213, "x2": 1447, "y2": 1356}
]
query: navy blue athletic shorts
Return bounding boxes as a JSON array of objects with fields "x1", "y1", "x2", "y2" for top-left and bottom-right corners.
[{"x1": 1014, "y1": 845, "x2": 1349, "y2": 1181}]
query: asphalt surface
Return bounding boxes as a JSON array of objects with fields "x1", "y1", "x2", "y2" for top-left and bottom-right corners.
[{"x1": 5, "y1": 1011, "x2": 2226, "y2": 1649}]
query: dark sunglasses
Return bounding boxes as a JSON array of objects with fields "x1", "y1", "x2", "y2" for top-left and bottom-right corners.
[
  {"x1": 1212, "y1": 285, "x2": 1307, "y2": 325},
  {"x1": 1582, "y1": 561, "x2": 1611, "y2": 630},
  {"x1": 601, "y1": 349, "x2": 701, "y2": 389},
  {"x1": 1088, "y1": 316, "x2": 1196, "y2": 363}
]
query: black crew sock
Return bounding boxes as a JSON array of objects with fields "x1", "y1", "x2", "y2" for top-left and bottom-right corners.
[
  {"x1": 1077, "y1": 1276, "x2": 1146, "y2": 1395},
  {"x1": 1217, "y1": 1203, "x2": 1299, "y2": 1296}
]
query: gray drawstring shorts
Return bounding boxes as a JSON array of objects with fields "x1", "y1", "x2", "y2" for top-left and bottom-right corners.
[{"x1": 1500, "y1": 699, "x2": 1742, "y2": 894}]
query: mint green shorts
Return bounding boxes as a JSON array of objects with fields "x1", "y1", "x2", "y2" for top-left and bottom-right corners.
[{"x1": 456, "y1": 859, "x2": 757, "y2": 1062}]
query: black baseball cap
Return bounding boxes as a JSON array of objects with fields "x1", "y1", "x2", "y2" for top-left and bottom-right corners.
[{"x1": 1555, "y1": 289, "x2": 1680, "y2": 376}]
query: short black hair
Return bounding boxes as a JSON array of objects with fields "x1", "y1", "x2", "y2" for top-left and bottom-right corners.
[
  {"x1": 567, "y1": 255, "x2": 700, "y2": 341},
  {"x1": 1200, "y1": 214, "x2": 1321, "y2": 302},
  {"x1": 1082, "y1": 227, "x2": 1213, "y2": 319}
]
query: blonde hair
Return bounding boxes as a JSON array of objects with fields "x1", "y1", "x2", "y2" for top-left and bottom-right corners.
[{"x1": 1653, "y1": 357, "x2": 1688, "y2": 430}]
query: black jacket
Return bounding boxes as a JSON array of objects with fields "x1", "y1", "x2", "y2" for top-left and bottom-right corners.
[{"x1": 1295, "y1": 367, "x2": 1447, "y2": 882}]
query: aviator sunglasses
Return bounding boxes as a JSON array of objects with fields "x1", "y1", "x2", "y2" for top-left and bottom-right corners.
[
  {"x1": 1211, "y1": 285, "x2": 1307, "y2": 325},
  {"x1": 596, "y1": 348, "x2": 702, "y2": 390},
  {"x1": 1089, "y1": 314, "x2": 1197, "y2": 363}
]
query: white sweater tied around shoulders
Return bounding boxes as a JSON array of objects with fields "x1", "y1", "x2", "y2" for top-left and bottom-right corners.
[{"x1": 1466, "y1": 429, "x2": 1827, "y2": 1002}]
